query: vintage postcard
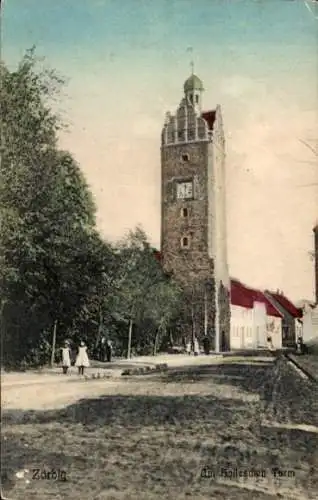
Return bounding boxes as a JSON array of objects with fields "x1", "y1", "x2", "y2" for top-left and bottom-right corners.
[{"x1": 1, "y1": 1, "x2": 318, "y2": 499}]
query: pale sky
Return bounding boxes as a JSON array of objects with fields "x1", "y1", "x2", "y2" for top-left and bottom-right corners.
[{"x1": 3, "y1": 0, "x2": 318, "y2": 302}]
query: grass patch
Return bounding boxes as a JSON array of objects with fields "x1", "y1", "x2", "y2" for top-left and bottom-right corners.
[{"x1": 2, "y1": 357, "x2": 318, "y2": 499}]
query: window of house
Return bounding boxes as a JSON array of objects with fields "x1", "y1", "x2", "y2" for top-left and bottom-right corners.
[
  {"x1": 181, "y1": 207, "x2": 189, "y2": 218},
  {"x1": 181, "y1": 236, "x2": 190, "y2": 248},
  {"x1": 182, "y1": 153, "x2": 189, "y2": 162}
]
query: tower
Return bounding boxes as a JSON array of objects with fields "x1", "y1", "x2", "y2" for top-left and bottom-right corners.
[{"x1": 160, "y1": 74, "x2": 230, "y2": 351}]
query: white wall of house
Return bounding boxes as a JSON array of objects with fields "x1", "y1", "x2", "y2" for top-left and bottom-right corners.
[
  {"x1": 230, "y1": 304, "x2": 254, "y2": 349},
  {"x1": 253, "y1": 302, "x2": 267, "y2": 347},
  {"x1": 302, "y1": 304, "x2": 318, "y2": 343},
  {"x1": 230, "y1": 302, "x2": 280, "y2": 349}
]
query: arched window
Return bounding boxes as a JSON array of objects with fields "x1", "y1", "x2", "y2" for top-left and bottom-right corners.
[
  {"x1": 181, "y1": 207, "x2": 189, "y2": 218},
  {"x1": 181, "y1": 236, "x2": 190, "y2": 248}
]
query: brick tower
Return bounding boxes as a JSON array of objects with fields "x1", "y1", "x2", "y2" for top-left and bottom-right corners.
[{"x1": 160, "y1": 73, "x2": 230, "y2": 351}]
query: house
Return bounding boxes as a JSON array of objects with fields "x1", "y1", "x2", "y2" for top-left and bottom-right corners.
[
  {"x1": 264, "y1": 290, "x2": 302, "y2": 347},
  {"x1": 230, "y1": 279, "x2": 283, "y2": 350},
  {"x1": 301, "y1": 302, "x2": 318, "y2": 343}
]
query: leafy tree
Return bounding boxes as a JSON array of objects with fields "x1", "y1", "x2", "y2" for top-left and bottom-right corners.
[
  {"x1": 112, "y1": 227, "x2": 182, "y2": 357},
  {"x1": 0, "y1": 49, "x2": 111, "y2": 367},
  {"x1": 0, "y1": 49, "x2": 183, "y2": 368}
]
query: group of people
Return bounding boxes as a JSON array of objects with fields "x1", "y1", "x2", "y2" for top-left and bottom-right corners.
[
  {"x1": 60, "y1": 336, "x2": 113, "y2": 375},
  {"x1": 61, "y1": 340, "x2": 90, "y2": 375},
  {"x1": 184, "y1": 335, "x2": 212, "y2": 356}
]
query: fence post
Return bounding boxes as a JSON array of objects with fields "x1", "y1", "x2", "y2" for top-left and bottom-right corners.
[{"x1": 50, "y1": 320, "x2": 57, "y2": 367}]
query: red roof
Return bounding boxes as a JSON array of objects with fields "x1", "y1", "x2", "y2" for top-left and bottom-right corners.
[
  {"x1": 201, "y1": 110, "x2": 216, "y2": 130},
  {"x1": 230, "y1": 279, "x2": 282, "y2": 318},
  {"x1": 266, "y1": 292, "x2": 302, "y2": 318},
  {"x1": 152, "y1": 249, "x2": 162, "y2": 262}
]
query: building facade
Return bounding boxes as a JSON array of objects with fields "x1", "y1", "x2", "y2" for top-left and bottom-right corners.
[
  {"x1": 264, "y1": 291, "x2": 302, "y2": 347},
  {"x1": 230, "y1": 279, "x2": 283, "y2": 350},
  {"x1": 301, "y1": 302, "x2": 318, "y2": 343},
  {"x1": 160, "y1": 74, "x2": 230, "y2": 351}
]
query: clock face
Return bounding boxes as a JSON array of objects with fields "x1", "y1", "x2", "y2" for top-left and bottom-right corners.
[{"x1": 177, "y1": 181, "x2": 193, "y2": 199}]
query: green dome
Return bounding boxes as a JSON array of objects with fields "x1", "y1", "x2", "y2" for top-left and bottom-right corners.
[{"x1": 184, "y1": 74, "x2": 204, "y2": 92}]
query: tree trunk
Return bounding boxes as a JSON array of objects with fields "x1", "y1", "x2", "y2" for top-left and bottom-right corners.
[
  {"x1": 50, "y1": 320, "x2": 57, "y2": 367},
  {"x1": 153, "y1": 326, "x2": 161, "y2": 356},
  {"x1": 95, "y1": 307, "x2": 103, "y2": 348},
  {"x1": 127, "y1": 318, "x2": 133, "y2": 359}
]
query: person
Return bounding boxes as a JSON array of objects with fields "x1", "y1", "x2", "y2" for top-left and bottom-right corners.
[
  {"x1": 75, "y1": 340, "x2": 90, "y2": 375},
  {"x1": 297, "y1": 335, "x2": 306, "y2": 354},
  {"x1": 221, "y1": 330, "x2": 227, "y2": 352},
  {"x1": 100, "y1": 336, "x2": 107, "y2": 362},
  {"x1": 267, "y1": 335, "x2": 274, "y2": 351},
  {"x1": 186, "y1": 339, "x2": 191, "y2": 355},
  {"x1": 202, "y1": 336, "x2": 210, "y2": 355},
  {"x1": 61, "y1": 341, "x2": 71, "y2": 374},
  {"x1": 193, "y1": 336, "x2": 199, "y2": 356},
  {"x1": 182, "y1": 336, "x2": 187, "y2": 351},
  {"x1": 105, "y1": 339, "x2": 112, "y2": 362}
]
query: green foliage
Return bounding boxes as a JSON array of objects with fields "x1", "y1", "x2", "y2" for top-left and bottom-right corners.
[
  {"x1": 109, "y1": 227, "x2": 182, "y2": 356},
  {"x1": 0, "y1": 50, "x2": 182, "y2": 368}
]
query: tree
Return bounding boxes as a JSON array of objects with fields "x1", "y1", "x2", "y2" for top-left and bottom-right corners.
[
  {"x1": 0, "y1": 49, "x2": 112, "y2": 367},
  {"x1": 112, "y1": 227, "x2": 182, "y2": 357}
]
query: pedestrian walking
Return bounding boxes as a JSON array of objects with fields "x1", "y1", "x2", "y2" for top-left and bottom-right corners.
[
  {"x1": 100, "y1": 336, "x2": 107, "y2": 362},
  {"x1": 61, "y1": 341, "x2": 71, "y2": 374},
  {"x1": 186, "y1": 340, "x2": 191, "y2": 355},
  {"x1": 75, "y1": 341, "x2": 90, "y2": 375},
  {"x1": 193, "y1": 336, "x2": 199, "y2": 356},
  {"x1": 202, "y1": 336, "x2": 210, "y2": 355},
  {"x1": 266, "y1": 335, "x2": 274, "y2": 351},
  {"x1": 106, "y1": 339, "x2": 112, "y2": 362}
]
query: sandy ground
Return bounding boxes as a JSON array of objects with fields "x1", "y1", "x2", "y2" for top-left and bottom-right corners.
[
  {"x1": 1, "y1": 355, "x2": 224, "y2": 410},
  {"x1": 2, "y1": 355, "x2": 318, "y2": 499}
]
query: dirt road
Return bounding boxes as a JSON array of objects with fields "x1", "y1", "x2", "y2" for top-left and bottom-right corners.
[{"x1": 2, "y1": 355, "x2": 318, "y2": 499}]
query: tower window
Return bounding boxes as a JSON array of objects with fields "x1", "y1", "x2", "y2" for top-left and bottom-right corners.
[
  {"x1": 195, "y1": 94, "x2": 199, "y2": 104},
  {"x1": 181, "y1": 207, "x2": 189, "y2": 218},
  {"x1": 178, "y1": 130, "x2": 185, "y2": 142},
  {"x1": 181, "y1": 236, "x2": 190, "y2": 248},
  {"x1": 181, "y1": 153, "x2": 189, "y2": 162}
]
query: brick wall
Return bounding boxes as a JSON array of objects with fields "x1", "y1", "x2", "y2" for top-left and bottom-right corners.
[{"x1": 160, "y1": 99, "x2": 230, "y2": 349}]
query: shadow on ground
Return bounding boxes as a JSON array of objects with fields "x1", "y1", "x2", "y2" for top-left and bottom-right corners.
[{"x1": 2, "y1": 356, "x2": 318, "y2": 499}]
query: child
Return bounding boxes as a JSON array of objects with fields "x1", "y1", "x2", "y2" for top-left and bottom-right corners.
[
  {"x1": 61, "y1": 341, "x2": 71, "y2": 374},
  {"x1": 75, "y1": 341, "x2": 90, "y2": 375}
]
